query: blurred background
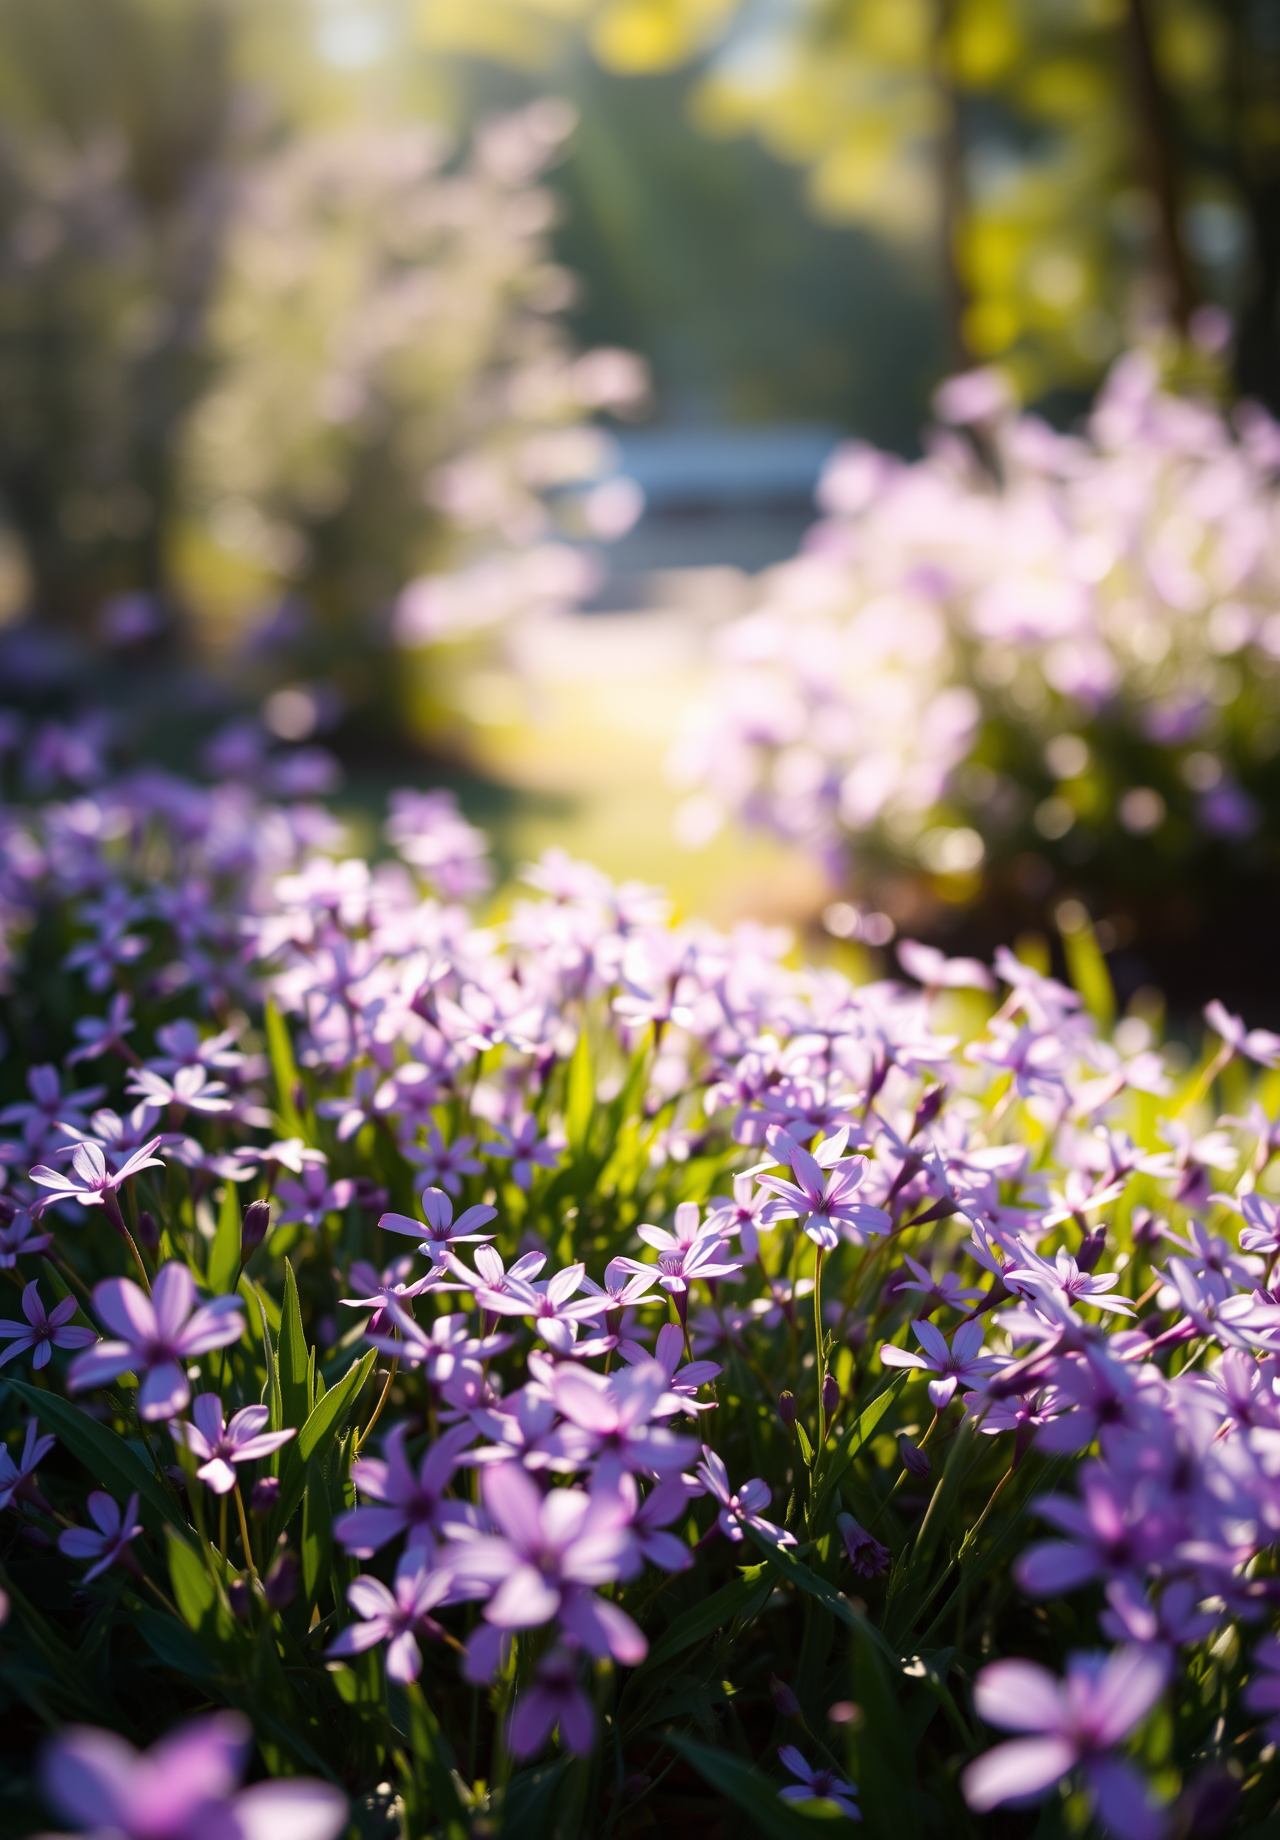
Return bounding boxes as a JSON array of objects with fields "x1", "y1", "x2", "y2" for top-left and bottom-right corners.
[{"x1": 2, "y1": 0, "x2": 1280, "y2": 1014}]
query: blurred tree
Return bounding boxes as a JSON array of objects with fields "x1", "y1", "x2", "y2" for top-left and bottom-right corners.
[
  {"x1": 419, "y1": 0, "x2": 1279, "y2": 406},
  {"x1": 0, "y1": 0, "x2": 243, "y2": 631}
]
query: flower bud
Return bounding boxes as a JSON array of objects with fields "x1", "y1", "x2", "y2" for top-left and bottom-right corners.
[
  {"x1": 1077, "y1": 1226, "x2": 1106, "y2": 1273},
  {"x1": 778, "y1": 1390, "x2": 797, "y2": 1430},
  {"x1": 836, "y1": 1510, "x2": 891, "y2": 1578},
  {"x1": 1130, "y1": 1206, "x2": 1162, "y2": 1251},
  {"x1": 249, "y1": 1476, "x2": 281, "y2": 1516},
  {"x1": 911, "y1": 1085, "x2": 944, "y2": 1135},
  {"x1": 264, "y1": 1549, "x2": 298, "y2": 1612},
  {"x1": 770, "y1": 1673, "x2": 802, "y2": 1720},
  {"x1": 136, "y1": 1210, "x2": 160, "y2": 1256},
  {"x1": 821, "y1": 1373, "x2": 840, "y2": 1419},
  {"x1": 228, "y1": 1578, "x2": 252, "y2": 1621},
  {"x1": 900, "y1": 1438, "x2": 931, "y2": 1478},
  {"x1": 241, "y1": 1198, "x2": 271, "y2": 1264}
]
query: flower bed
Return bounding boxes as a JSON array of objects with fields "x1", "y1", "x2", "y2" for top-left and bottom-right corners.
[{"x1": 1, "y1": 755, "x2": 1280, "y2": 1838}]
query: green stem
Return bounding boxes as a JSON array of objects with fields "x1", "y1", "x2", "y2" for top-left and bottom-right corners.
[{"x1": 813, "y1": 1247, "x2": 826, "y2": 1449}]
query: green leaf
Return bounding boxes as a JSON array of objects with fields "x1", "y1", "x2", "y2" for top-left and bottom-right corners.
[
  {"x1": 404, "y1": 1683, "x2": 469, "y2": 1840},
  {"x1": 666, "y1": 1736, "x2": 853, "y2": 1835},
  {"x1": 134, "y1": 1604, "x2": 218, "y2": 1681},
  {"x1": 813, "y1": 1374, "x2": 907, "y2": 1517},
  {"x1": 264, "y1": 997, "x2": 304, "y2": 1138},
  {"x1": 166, "y1": 1529, "x2": 241, "y2": 1670},
  {"x1": 208, "y1": 1182, "x2": 242, "y2": 1295},
  {"x1": 499, "y1": 1756, "x2": 571, "y2": 1840},
  {"x1": 278, "y1": 1258, "x2": 311, "y2": 1431},
  {"x1": 746, "y1": 1533, "x2": 901, "y2": 1672},
  {"x1": 1059, "y1": 907, "x2": 1115, "y2": 1032},
  {"x1": 271, "y1": 1348, "x2": 376, "y2": 1535},
  {"x1": 7, "y1": 1380, "x2": 183, "y2": 1532},
  {"x1": 301, "y1": 1456, "x2": 333, "y2": 1611},
  {"x1": 795, "y1": 1420, "x2": 814, "y2": 1468},
  {"x1": 633, "y1": 1563, "x2": 771, "y2": 1676},
  {"x1": 565, "y1": 1026, "x2": 593, "y2": 1159},
  {"x1": 847, "y1": 1617, "x2": 920, "y2": 1839},
  {"x1": 244, "y1": 1280, "x2": 283, "y2": 1434}
]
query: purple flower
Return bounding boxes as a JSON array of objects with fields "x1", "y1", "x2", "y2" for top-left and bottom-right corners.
[
  {"x1": 0, "y1": 1205, "x2": 52, "y2": 1268},
  {"x1": 327, "y1": 1549, "x2": 467, "y2": 1682},
  {"x1": 546, "y1": 1359, "x2": 700, "y2": 1474},
  {"x1": 893, "y1": 1252, "x2": 983, "y2": 1314},
  {"x1": 695, "y1": 1446, "x2": 796, "y2": 1547},
  {"x1": 0, "y1": 1419, "x2": 56, "y2": 1508},
  {"x1": 39, "y1": 1712, "x2": 347, "y2": 1840},
  {"x1": 477, "y1": 1262, "x2": 612, "y2": 1354},
  {"x1": 449, "y1": 1463, "x2": 645, "y2": 1670},
  {"x1": 962, "y1": 1648, "x2": 1168, "y2": 1839},
  {"x1": 1, "y1": 1064, "x2": 105, "y2": 1154},
  {"x1": 1002, "y1": 1247, "x2": 1136, "y2": 1318},
  {"x1": 126, "y1": 1065, "x2": 233, "y2": 1115},
  {"x1": 171, "y1": 1394, "x2": 296, "y2": 1495},
  {"x1": 28, "y1": 1137, "x2": 165, "y2": 1218},
  {"x1": 836, "y1": 1510, "x2": 890, "y2": 1578},
  {"x1": 481, "y1": 1113, "x2": 564, "y2": 1190},
  {"x1": 334, "y1": 1422, "x2": 477, "y2": 1557},
  {"x1": 68, "y1": 1262, "x2": 245, "y2": 1421},
  {"x1": 614, "y1": 1202, "x2": 743, "y2": 1296},
  {"x1": 66, "y1": 993, "x2": 136, "y2": 1066},
  {"x1": 759, "y1": 1128, "x2": 890, "y2": 1250},
  {"x1": 1016, "y1": 1462, "x2": 1169, "y2": 1597},
  {"x1": 777, "y1": 1745, "x2": 861, "y2": 1820},
  {"x1": 404, "y1": 1126, "x2": 483, "y2": 1196},
  {"x1": 1243, "y1": 1636, "x2": 1280, "y2": 1744},
  {"x1": 379, "y1": 1188, "x2": 496, "y2": 1263},
  {"x1": 58, "y1": 1491, "x2": 142, "y2": 1582},
  {"x1": 0, "y1": 1282, "x2": 97, "y2": 1370},
  {"x1": 703, "y1": 1166, "x2": 788, "y2": 1260},
  {"x1": 880, "y1": 1318, "x2": 1000, "y2": 1409},
  {"x1": 1239, "y1": 1191, "x2": 1280, "y2": 1257},
  {"x1": 509, "y1": 1648, "x2": 595, "y2": 1759},
  {"x1": 273, "y1": 1161, "x2": 357, "y2": 1230}
]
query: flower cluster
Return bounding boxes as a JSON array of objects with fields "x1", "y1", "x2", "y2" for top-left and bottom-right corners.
[
  {"x1": 3, "y1": 750, "x2": 1280, "y2": 1836},
  {"x1": 672, "y1": 351, "x2": 1280, "y2": 896}
]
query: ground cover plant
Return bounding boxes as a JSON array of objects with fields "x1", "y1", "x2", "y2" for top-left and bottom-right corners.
[
  {"x1": 2, "y1": 728, "x2": 1280, "y2": 1837},
  {"x1": 673, "y1": 345, "x2": 1280, "y2": 916}
]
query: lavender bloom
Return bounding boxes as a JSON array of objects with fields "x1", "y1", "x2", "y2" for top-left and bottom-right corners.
[
  {"x1": 777, "y1": 1746, "x2": 861, "y2": 1820},
  {"x1": 476, "y1": 1262, "x2": 613, "y2": 1353},
  {"x1": 125, "y1": 1065, "x2": 232, "y2": 1115},
  {"x1": 66, "y1": 993, "x2": 136, "y2": 1065},
  {"x1": 0, "y1": 1206, "x2": 52, "y2": 1267},
  {"x1": 273, "y1": 1161, "x2": 357, "y2": 1230},
  {"x1": 1, "y1": 1064, "x2": 105, "y2": 1154},
  {"x1": 962, "y1": 1648, "x2": 1168, "y2": 1839},
  {"x1": 448, "y1": 1462, "x2": 645, "y2": 1671},
  {"x1": 68, "y1": 1262, "x2": 245, "y2": 1421},
  {"x1": 1239, "y1": 1191, "x2": 1280, "y2": 1257},
  {"x1": 39, "y1": 1712, "x2": 347, "y2": 1840},
  {"x1": 335, "y1": 1422, "x2": 477, "y2": 1557},
  {"x1": 0, "y1": 1282, "x2": 97, "y2": 1370},
  {"x1": 703, "y1": 1166, "x2": 788, "y2": 1260},
  {"x1": 880, "y1": 1319, "x2": 1000, "y2": 1409},
  {"x1": 1016, "y1": 1463, "x2": 1169, "y2": 1596},
  {"x1": 836, "y1": 1510, "x2": 890, "y2": 1578},
  {"x1": 1243, "y1": 1636, "x2": 1280, "y2": 1744},
  {"x1": 327, "y1": 1549, "x2": 467, "y2": 1682},
  {"x1": 379, "y1": 1188, "x2": 497, "y2": 1263},
  {"x1": 1002, "y1": 1247, "x2": 1136, "y2": 1318},
  {"x1": 759, "y1": 1128, "x2": 890, "y2": 1250},
  {"x1": 509, "y1": 1649, "x2": 595, "y2": 1759},
  {"x1": 695, "y1": 1446, "x2": 796, "y2": 1548},
  {"x1": 171, "y1": 1394, "x2": 296, "y2": 1495},
  {"x1": 893, "y1": 1252, "x2": 983, "y2": 1314},
  {"x1": 404, "y1": 1126, "x2": 483, "y2": 1196},
  {"x1": 0, "y1": 1419, "x2": 56, "y2": 1508},
  {"x1": 481, "y1": 1113, "x2": 564, "y2": 1189},
  {"x1": 545, "y1": 1359, "x2": 701, "y2": 1473},
  {"x1": 28, "y1": 1137, "x2": 165, "y2": 1218},
  {"x1": 57, "y1": 1491, "x2": 142, "y2": 1582},
  {"x1": 614, "y1": 1202, "x2": 743, "y2": 1295}
]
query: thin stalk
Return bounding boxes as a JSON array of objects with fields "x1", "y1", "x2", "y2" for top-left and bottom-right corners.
[
  {"x1": 233, "y1": 1482, "x2": 257, "y2": 1578},
  {"x1": 356, "y1": 1354, "x2": 398, "y2": 1454},
  {"x1": 104, "y1": 1192, "x2": 152, "y2": 1293},
  {"x1": 814, "y1": 1247, "x2": 827, "y2": 1449}
]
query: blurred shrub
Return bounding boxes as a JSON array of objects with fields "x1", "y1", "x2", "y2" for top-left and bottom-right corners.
[{"x1": 671, "y1": 341, "x2": 1280, "y2": 916}]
